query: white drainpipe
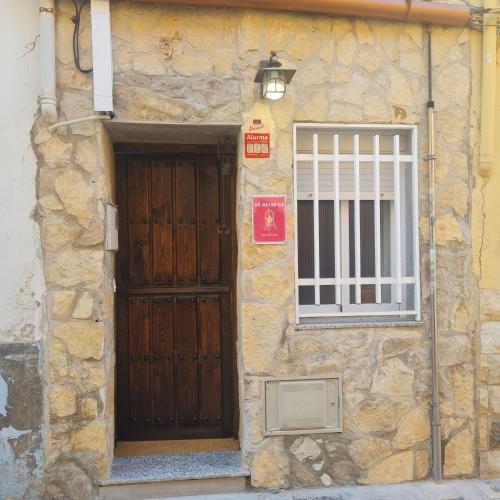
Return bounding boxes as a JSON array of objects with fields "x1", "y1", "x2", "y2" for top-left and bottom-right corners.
[{"x1": 39, "y1": 0, "x2": 57, "y2": 123}]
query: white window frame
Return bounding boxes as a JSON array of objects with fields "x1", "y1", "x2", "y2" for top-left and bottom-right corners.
[{"x1": 293, "y1": 123, "x2": 421, "y2": 324}]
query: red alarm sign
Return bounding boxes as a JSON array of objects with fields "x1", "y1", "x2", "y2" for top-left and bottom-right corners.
[
  {"x1": 245, "y1": 132, "x2": 270, "y2": 158},
  {"x1": 252, "y1": 195, "x2": 287, "y2": 244}
]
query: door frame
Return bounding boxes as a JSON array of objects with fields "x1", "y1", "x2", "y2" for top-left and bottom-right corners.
[{"x1": 113, "y1": 142, "x2": 239, "y2": 442}]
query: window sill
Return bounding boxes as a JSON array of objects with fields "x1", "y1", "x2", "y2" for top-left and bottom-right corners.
[{"x1": 294, "y1": 320, "x2": 424, "y2": 331}]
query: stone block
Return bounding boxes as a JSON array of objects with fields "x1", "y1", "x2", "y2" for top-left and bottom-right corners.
[
  {"x1": 73, "y1": 292, "x2": 94, "y2": 320},
  {"x1": 38, "y1": 137, "x2": 73, "y2": 169},
  {"x1": 51, "y1": 290, "x2": 76, "y2": 318},
  {"x1": 439, "y1": 335, "x2": 471, "y2": 366},
  {"x1": 39, "y1": 194, "x2": 64, "y2": 212},
  {"x1": 54, "y1": 170, "x2": 94, "y2": 228},
  {"x1": 361, "y1": 451, "x2": 414, "y2": 484},
  {"x1": 387, "y1": 68, "x2": 414, "y2": 106},
  {"x1": 393, "y1": 407, "x2": 431, "y2": 449},
  {"x1": 448, "y1": 365, "x2": 474, "y2": 418},
  {"x1": 70, "y1": 421, "x2": 106, "y2": 452},
  {"x1": 241, "y1": 303, "x2": 284, "y2": 374},
  {"x1": 53, "y1": 321, "x2": 105, "y2": 360},
  {"x1": 480, "y1": 290, "x2": 500, "y2": 321},
  {"x1": 349, "y1": 437, "x2": 392, "y2": 469},
  {"x1": 488, "y1": 386, "x2": 500, "y2": 414},
  {"x1": 75, "y1": 140, "x2": 98, "y2": 173},
  {"x1": 81, "y1": 398, "x2": 98, "y2": 419},
  {"x1": 353, "y1": 399, "x2": 408, "y2": 433},
  {"x1": 480, "y1": 450, "x2": 500, "y2": 478},
  {"x1": 482, "y1": 322, "x2": 500, "y2": 353},
  {"x1": 43, "y1": 222, "x2": 80, "y2": 254},
  {"x1": 478, "y1": 415, "x2": 489, "y2": 450},
  {"x1": 337, "y1": 32, "x2": 357, "y2": 66},
  {"x1": 443, "y1": 429, "x2": 474, "y2": 476},
  {"x1": 435, "y1": 214, "x2": 465, "y2": 245},
  {"x1": 46, "y1": 248, "x2": 103, "y2": 288},
  {"x1": 371, "y1": 358, "x2": 414, "y2": 396},
  {"x1": 290, "y1": 437, "x2": 322, "y2": 463},
  {"x1": 251, "y1": 438, "x2": 289, "y2": 488},
  {"x1": 415, "y1": 450, "x2": 430, "y2": 480},
  {"x1": 49, "y1": 385, "x2": 76, "y2": 418}
]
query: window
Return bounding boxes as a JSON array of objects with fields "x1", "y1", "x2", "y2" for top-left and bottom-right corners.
[{"x1": 293, "y1": 125, "x2": 420, "y2": 323}]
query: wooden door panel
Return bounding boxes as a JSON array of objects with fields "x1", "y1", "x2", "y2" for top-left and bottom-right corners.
[
  {"x1": 128, "y1": 160, "x2": 151, "y2": 285},
  {"x1": 116, "y1": 296, "x2": 130, "y2": 435},
  {"x1": 175, "y1": 296, "x2": 199, "y2": 426},
  {"x1": 116, "y1": 151, "x2": 236, "y2": 441},
  {"x1": 152, "y1": 297, "x2": 175, "y2": 427},
  {"x1": 128, "y1": 297, "x2": 151, "y2": 428},
  {"x1": 175, "y1": 161, "x2": 197, "y2": 285},
  {"x1": 152, "y1": 161, "x2": 174, "y2": 285},
  {"x1": 198, "y1": 162, "x2": 220, "y2": 284},
  {"x1": 198, "y1": 295, "x2": 222, "y2": 427}
]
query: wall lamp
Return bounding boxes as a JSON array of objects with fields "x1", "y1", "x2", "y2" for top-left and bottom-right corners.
[{"x1": 254, "y1": 51, "x2": 296, "y2": 101}]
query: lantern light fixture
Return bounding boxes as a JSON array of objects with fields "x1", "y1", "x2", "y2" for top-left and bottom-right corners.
[{"x1": 254, "y1": 51, "x2": 296, "y2": 101}]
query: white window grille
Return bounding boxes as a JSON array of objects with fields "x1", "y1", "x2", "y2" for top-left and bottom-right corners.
[{"x1": 293, "y1": 124, "x2": 421, "y2": 323}]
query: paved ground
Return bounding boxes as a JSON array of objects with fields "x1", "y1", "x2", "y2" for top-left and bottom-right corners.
[{"x1": 179, "y1": 479, "x2": 500, "y2": 500}]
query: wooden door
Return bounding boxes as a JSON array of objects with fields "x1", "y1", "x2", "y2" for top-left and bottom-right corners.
[{"x1": 115, "y1": 147, "x2": 236, "y2": 441}]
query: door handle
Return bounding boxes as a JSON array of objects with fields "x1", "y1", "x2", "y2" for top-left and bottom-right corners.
[{"x1": 135, "y1": 239, "x2": 142, "y2": 263}]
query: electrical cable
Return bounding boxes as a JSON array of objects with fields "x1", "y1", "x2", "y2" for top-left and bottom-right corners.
[{"x1": 71, "y1": 0, "x2": 93, "y2": 73}]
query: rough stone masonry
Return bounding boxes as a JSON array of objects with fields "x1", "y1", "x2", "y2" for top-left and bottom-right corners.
[{"x1": 26, "y1": 0, "x2": 494, "y2": 497}]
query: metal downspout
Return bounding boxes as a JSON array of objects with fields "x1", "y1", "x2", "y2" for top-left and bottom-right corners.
[
  {"x1": 479, "y1": 0, "x2": 498, "y2": 178},
  {"x1": 426, "y1": 28, "x2": 442, "y2": 482}
]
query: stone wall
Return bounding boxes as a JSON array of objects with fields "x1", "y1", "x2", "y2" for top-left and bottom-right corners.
[
  {"x1": 33, "y1": 0, "x2": 479, "y2": 493},
  {"x1": 33, "y1": 109, "x2": 115, "y2": 497}
]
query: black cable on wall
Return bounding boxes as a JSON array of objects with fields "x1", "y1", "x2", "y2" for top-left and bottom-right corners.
[{"x1": 71, "y1": 0, "x2": 93, "y2": 73}]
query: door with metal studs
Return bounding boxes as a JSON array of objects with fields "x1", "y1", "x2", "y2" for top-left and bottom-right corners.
[{"x1": 115, "y1": 149, "x2": 236, "y2": 441}]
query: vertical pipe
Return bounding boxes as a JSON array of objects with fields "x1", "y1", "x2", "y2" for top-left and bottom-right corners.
[
  {"x1": 354, "y1": 134, "x2": 361, "y2": 304},
  {"x1": 333, "y1": 134, "x2": 342, "y2": 305},
  {"x1": 393, "y1": 135, "x2": 402, "y2": 304},
  {"x1": 412, "y1": 128, "x2": 421, "y2": 321},
  {"x1": 374, "y1": 135, "x2": 382, "y2": 304},
  {"x1": 479, "y1": 0, "x2": 497, "y2": 178},
  {"x1": 39, "y1": 0, "x2": 57, "y2": 123},
  {"x1": 313, "y1": 133, "x2": 320, "y2": 306},
  {"x1": 427, "y1": 28, "x2": 442, "y2": 482}
]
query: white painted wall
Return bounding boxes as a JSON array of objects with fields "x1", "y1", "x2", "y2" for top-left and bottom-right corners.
[{"x1": 0, "y1": 0, "x2": 44, "y2": 343}]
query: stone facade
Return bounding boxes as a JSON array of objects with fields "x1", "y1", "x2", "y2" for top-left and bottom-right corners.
[
  {"x1": 33, "y1": 114, "x2": 115, "y2": 497},
  {"x1": 24, "y1": 0, "x2": 496, "y2": 496}
]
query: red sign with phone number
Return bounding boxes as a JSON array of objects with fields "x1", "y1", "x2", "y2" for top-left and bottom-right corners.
[{"x1": 252, "y1": 195, "x2": 287, "y2": 244}]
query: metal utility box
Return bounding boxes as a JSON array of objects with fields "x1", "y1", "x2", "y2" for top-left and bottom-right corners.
[{"x1": 263, "y1": 376, "x2": 342, "y2": 436}]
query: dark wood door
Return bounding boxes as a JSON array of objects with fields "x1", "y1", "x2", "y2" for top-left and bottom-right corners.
[{"x1": 115, "y1": 148, "x2": 236, "y2": 441}]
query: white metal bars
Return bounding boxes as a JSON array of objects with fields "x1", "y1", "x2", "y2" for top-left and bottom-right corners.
[
  {"x1": 333, "y1": 135, "x2": 341, "y2": 305},
  {"x1": 373, "y1": 135, "x2": 382, "y2": 304},
  {"x1": 294, "y1": 124, "x2": 420, "y2": 321},
  {"x1": 353, "y1": 135, "x2": 361, "y2": 304},
  {"x1": 393, "y1": 135, "x2": 403, "y2": 304},
  {"x1": 313, "y1": 133, "x2": 320, "y2": 306}
]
